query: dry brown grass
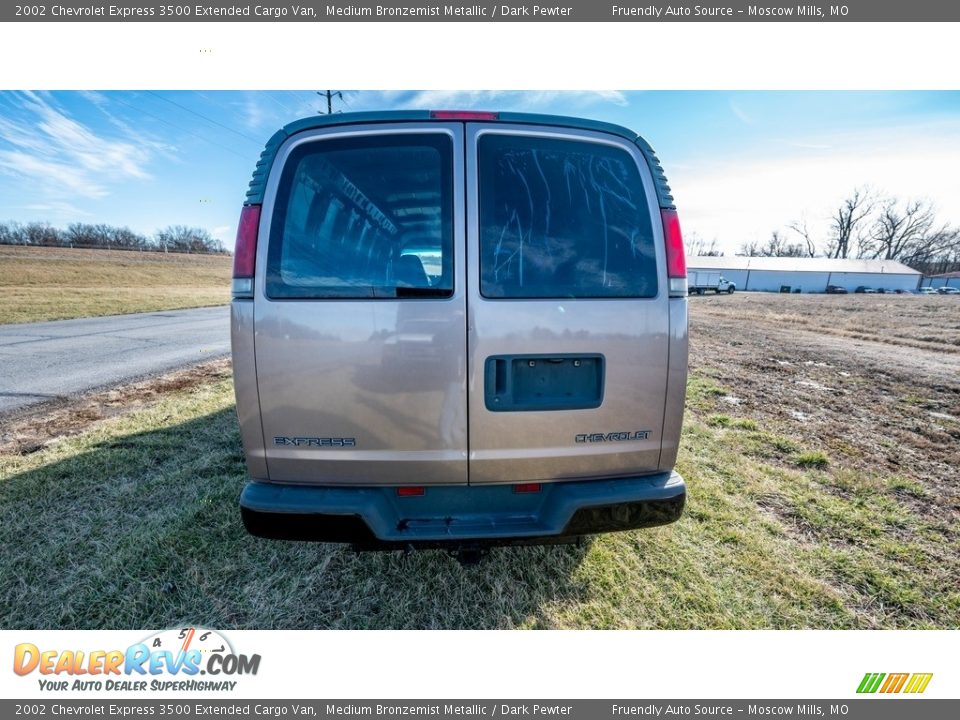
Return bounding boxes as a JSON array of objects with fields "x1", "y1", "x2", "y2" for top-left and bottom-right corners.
[
  {"x1": 0, "y1": 359, "x2": 232, "y2": 456},
  {"x1": 1, "y1": 292, "x2": 958, "y2": 629},
  {"x1": 692, "y1": 292, "x2": 960, "y2": 352},
  {"x1": 0, "y1": 245, "x2": 231, "y2": 324}
]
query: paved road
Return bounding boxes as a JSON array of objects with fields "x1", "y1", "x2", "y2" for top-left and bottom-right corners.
[{"x1": 0, "y1": 306, "x2": 230, "y2": 415}]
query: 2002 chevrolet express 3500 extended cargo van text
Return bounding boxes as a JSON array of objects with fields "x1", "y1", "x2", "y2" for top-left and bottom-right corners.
[{"x1": 231, "y1": 110, "x2": 688, "y2": 556}]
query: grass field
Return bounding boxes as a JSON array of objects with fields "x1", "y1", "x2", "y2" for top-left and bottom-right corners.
[
  {"x1": 0, "y1": 295, "x2": 958, "y2": 629},
  {"x1": 0, "y1": 246, "x2": 231, "y2": 324}
]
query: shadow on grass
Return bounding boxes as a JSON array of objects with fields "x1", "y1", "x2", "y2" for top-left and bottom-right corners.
[{"x1": 0, "y1": 407, "x2": 593, "y2": 630}]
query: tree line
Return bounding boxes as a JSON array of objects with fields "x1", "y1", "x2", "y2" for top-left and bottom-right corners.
[
  {"x1": 686, "y1": 189, "x2": 960, "y2": 276},
  {"x1": 0, "y1": 221, "x2": 228, "y2": 255}
]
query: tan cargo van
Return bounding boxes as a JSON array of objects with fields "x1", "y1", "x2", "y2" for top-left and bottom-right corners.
[{"x1": 231, "y1": 110, "x2": 688, "y2": 557}]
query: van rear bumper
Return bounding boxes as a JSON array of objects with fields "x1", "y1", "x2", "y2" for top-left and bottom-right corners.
[{"x1": 240, "y1": 471, "x2": 685, "y2": 548}]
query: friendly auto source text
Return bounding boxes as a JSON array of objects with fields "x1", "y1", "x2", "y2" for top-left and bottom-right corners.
[{"x1": 610, "y1": 5, "x2": 841, "y2": 17}]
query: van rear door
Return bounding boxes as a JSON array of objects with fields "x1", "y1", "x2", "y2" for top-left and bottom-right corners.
[
  {"x1": 465, "y1": 124, "x2": 670, "y2": 484},
  {"x1": 254, "y1": 123, "x2": 467, "y2": 485}
]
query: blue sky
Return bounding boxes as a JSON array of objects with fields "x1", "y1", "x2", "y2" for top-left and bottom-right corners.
[{"x1": 1, "y1": 90, "x2": 958, "y2": 254}]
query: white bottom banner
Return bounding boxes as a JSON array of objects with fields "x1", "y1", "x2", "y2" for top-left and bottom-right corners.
[{"x1": 1, "y1": 630, "x2": 954, "y2": 699}]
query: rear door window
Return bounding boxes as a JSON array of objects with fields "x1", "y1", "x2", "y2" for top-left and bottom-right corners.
[
  {"x1": 266, "y1": 133, "x2": 453, "y2": 299},
  {"x1": 478, "y1": 134, "x2": 658, "y2": 299}
]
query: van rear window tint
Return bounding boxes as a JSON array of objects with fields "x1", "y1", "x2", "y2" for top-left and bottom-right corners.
[
  {"x1": 478, "y1": 134, "x2": 658, "y2": 299},
  {"x1": 266, "y1": 134, "x2": 453, "y2": 299}
]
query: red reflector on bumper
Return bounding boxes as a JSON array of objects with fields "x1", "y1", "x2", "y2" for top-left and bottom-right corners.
[
  {"x1": 513, "y1": 483, "x2": 542, "y2": 494},
  {"x1": 396, "y1": 486, "x2": 425, "y2": 497}
]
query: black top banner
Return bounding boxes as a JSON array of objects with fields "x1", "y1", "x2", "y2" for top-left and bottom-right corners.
[
  {"x1": 4, "y1": 1, "x2": 959, "y2": 22},
  {"x1": 0, "y1": 701, "x2": 957, "y2": 719}
]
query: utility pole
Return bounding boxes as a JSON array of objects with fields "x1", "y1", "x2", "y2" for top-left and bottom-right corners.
[{"x1": 317, "y1": 90, "x2": 343, "y2": 115}]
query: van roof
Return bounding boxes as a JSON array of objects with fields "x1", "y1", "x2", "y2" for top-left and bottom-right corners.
[{"x1": 243, "y1": 110, "x2": 675, "y2": 210}]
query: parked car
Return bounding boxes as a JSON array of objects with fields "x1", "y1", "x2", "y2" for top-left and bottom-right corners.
[
  {"x1": 231, "y1": 111, "x2": 689, "y2": 560},
  {"x1": 825, "y1": 285, "x2": 848, "y2": 294},
  {"x1": 918, "y1": 287, "x2": 937, "y2": 295},
  {"x1": 937, "y1": 286, "x2": 960, "y2": 295},
  {"x1": 854, "y1": 286, "x2": 877, "y2": 294}
]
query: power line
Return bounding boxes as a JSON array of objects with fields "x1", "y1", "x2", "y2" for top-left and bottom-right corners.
[
  {"x1": 145, "y1": 91, "x2": 262, "y2": 144},
  {"x1": 287, "y1": 91, "x2": 311, "y2": 110},
  {"x1": 106, "y1": 94, "x2": 253, "y2": 160},
  {"x1": 265, "y1": 91, "x2": 297, "y2": 114},
  {"x1": 317, "y1": 90, "x2": 343, "y2": 115}
]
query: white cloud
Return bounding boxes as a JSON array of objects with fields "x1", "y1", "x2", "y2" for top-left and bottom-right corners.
[
  {"x1": 210, "y1": 224, "x2": 232, "y2": 239},
  {"x1": 241, "y1": 92, "x2": 271, "y2": 129},
  {"x1": 729, "y1": 99, "x2": 754, "y2": 125},
  {"x1": 593, "y1": 90, "x2": 629, "y2": 107},
  {"x1": 83, "y1": 91, "x2": 181, "y2": 162},
  {"x1": 673, "y1": 120, "x2": 960, "y2": 255},
  {"x1": 0, "y1": 92, "x2": 153, "y2": 207},
  {"x1": 23, "y1": 201, "x2": 91, "y2": 216},
  {"x1": 78, "y1": 90, "x2": 109, "y2": 108},
  {"x1": 400, "y1": 90, "x2": 507, "y2": 109},
  {"x1": 0, "y1": 150, "x2": 109, "y2": 199},
  {"x1": 364, "y1": 90, "x2": 629, "y2": 112}
]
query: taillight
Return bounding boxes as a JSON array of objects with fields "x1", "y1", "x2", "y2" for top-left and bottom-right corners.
[
  {"x1": 232, "y1": 204, "x2": 261, "y2": 298},
  {"x1": 430, "y1": 110, "x2": 499, "y2": 121},
  {"x1": 661, "y1": 208, "x2": 687, "y2": 298}
]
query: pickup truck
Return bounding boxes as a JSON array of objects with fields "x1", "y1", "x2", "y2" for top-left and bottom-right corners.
[{"x1": 688, "y1": 270, "x2": 736, "y2": 295}]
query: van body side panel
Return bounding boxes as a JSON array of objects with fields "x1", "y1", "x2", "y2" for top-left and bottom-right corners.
[
  {"x1": 465, "y1": 125, "x2": 670, "y2": 485},
  {"x1": 659, "y1": 298, "x2": 688, "y2": 471},
  {"x1": 231, "y1": 299, "x2": 268, "y2": 479},
  {"x1": 253, "y1": 124, "x2": 468, "y2": 486}
]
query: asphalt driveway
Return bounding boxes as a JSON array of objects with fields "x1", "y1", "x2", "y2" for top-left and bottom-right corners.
[{"x1": 0, "y1": 306, "x2": 230, "y2": 415}]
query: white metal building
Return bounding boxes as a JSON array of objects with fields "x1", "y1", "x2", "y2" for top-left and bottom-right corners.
[
  {"x1": 922, "y1": 272, "x2": 960, "y2": 289},
  {"x1": 687, "y1": 256, "x2": 922, "y2": 293}
]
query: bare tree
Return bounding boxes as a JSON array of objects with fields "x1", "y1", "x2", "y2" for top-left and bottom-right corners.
[
  {"x1": 917, "y1": 241, "x2": 960, "y2": 275},
  {"x1": 685, "y1": 232, "x2": 723, "y2": 257},
  {"x1": 25, "y1": 222, "x2": 61, "y2": 246},
  {"x1": 827, "y1": 188, "x2": 873, "y2": 258},
  {"x1": 787, "y1": 218, "x2": 818, "y2": 257},
  {"x1": 0, "y1": 219, "x2": 226, "y2": 254},
  {"x1": 740, "y1": 231, "x2": 806, "y2": 257},
  {"x1": 0, "y1": 221, "x2": 25, "y2": 245},
  {"x1": 861, "y1": 197, "x2": 960, "y2": 268},
  {"x1": 155, "y1": 225, "x2": 222, "y2": 254}
]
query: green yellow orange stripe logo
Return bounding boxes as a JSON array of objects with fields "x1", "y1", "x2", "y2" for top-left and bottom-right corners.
[
  {"x1": 857, "y1": 672, "x2": 932, "y2": 694},
  {"x1": 904, "y1": 673, "x2": 934, "y2": 693}
]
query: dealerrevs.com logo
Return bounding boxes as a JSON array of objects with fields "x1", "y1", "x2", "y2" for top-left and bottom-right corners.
[{"x1": 13, "y1": 627, "x2": 261, "y2": 692}]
